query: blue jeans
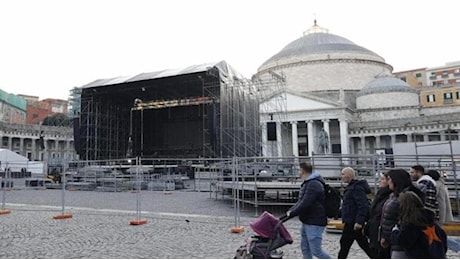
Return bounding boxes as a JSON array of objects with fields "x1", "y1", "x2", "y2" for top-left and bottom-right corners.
[
  {"x1": 300, "y1": 224, "x2": 331, "y2": 259},
  {"x1": 447, "y1": 237, "x2": 460, "y2": 252}
]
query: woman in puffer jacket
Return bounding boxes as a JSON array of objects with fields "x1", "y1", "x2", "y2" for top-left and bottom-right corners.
[
  {"x1": 379, "y1": 169, "x2": 425, "y2": 259},
  {"x1": 367, "y1": 173, "x2": 392, "y2": 258}
]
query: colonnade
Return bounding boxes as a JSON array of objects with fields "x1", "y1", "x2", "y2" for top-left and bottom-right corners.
[
  {"x1": 0, "y1": 135, "x2": 75, "y2": 162},
  {"x1": 262, "y1": 118, "x2": 350, "y2": 157}
]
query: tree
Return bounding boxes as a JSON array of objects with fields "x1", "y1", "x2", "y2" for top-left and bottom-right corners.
[{"x1": 42, "y1": 113, "x2": 72, "y2": 127}]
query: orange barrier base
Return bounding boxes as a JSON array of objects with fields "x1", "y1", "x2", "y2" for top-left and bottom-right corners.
[
  {"x1": 130, "y1": 219, "x2": 147, "y2": 225},
  {"x1": 164, "y1": 191, "x2": 173, "y2": 195},
  {"x1": 0, "y1": 209, "x2": 11, "y2": 215},
  {"x1": 230, "y1": 226, "x2": 245, "y2": 233},
  {"x1": 53, "y1": 214, "x2": 73, "y2": 219},
  {"x1": 326, "y1": 219, "x2": 344, "y2": 234},
  {"x1": 442, "y1": 222, "x2": 460, "y2": 236}
]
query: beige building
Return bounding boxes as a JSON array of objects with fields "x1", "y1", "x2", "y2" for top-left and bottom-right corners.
[{"x1": 393, "y1": 68, "x2": 427, "y2": 88}]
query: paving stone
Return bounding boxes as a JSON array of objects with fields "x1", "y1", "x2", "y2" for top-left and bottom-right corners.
[{"x1": 0, "y1": 189, "x2": 458, "y2": 258}]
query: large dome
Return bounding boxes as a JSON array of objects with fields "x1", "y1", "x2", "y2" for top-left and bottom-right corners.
[
  {"x1": 260, "y1": 32, "x2": 384, "y2": 69},
  {"x1": 255, "y1": 22, "x2": 393, "y2": 93}
]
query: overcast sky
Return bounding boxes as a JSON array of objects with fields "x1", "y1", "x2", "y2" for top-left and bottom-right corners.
[{"x1": 1, "y1": 0, "x2": 459, "y2": 100}]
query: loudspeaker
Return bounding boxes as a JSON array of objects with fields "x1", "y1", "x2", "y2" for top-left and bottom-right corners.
[{"x1": 267, "y1": 122, "x2": 276, "y2": 141}]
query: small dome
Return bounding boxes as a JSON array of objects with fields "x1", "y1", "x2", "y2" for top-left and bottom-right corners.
[{"x1": 358, "y1": 74, "x2": 417, "y2": 96}]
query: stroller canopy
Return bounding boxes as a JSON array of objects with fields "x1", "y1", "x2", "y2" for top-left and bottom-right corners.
[{"x1": 249, "y1": 211, "x2": 293, "y2": 243}]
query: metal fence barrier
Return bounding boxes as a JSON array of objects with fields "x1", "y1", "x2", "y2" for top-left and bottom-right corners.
[{"x1": 1, "y1": 154, "x2": 459, "y2": 227}]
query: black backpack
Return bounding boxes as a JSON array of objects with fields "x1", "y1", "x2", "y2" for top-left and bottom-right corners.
[{"x1": 319, "y1": 180, "x2": 342, "y2": 219}]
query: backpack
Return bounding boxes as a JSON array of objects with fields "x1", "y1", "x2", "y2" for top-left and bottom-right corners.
[
  {"x1": 319, "y1": 180, "x2": 342, "y2": 219},
  {"x1": 423, "y1": 224, "x2": 447, "y2": 258}
]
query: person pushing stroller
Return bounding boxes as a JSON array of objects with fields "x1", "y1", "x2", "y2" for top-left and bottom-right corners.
[{"x1": 286, "y1": 162, "x2": 331, "y2": 259}]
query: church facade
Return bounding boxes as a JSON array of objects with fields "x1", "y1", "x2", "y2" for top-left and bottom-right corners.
[{"x1": 255, "y1": 21, "x2": 460, "y2": 158}]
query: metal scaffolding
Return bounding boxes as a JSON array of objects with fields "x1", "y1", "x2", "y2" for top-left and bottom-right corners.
[{"x1": 76, "y1": 62, "x2": 286, "y2": 160}]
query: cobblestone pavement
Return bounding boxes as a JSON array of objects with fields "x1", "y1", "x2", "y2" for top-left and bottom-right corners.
[{"x1": 0, "y1": 189, "x2": 459, "y2": 258}]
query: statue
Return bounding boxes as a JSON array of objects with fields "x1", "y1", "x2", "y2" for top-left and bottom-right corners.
[{"x1": 318, "y1": 128, "x2": 329, "y2": 154}]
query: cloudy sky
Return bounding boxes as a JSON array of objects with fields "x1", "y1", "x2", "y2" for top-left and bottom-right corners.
[{"x1": 0, "y1": 0, "x2": 459, "y2": 100}]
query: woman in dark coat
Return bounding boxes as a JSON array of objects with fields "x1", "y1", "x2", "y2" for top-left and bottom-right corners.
[
  {"x1": 366, "y1": 173, "x2": 392, "y2": 258},
  {"x1": 379, "y1": 169, "x2": 425, "y2": 259}
]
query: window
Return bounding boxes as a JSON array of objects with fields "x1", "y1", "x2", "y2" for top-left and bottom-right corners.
[
  {"x1": 457, "y1": 91, "x2": 460, "y2": 100},
  {"x1": 400, "y1": 76, "x2": 406, "y2": 82},
  {"x1": 415, "y1": 73, "x2": 422, "y2": 78},
  {"x1": 442, "y1": 71, "x2": 449, "y2": 78},
  {"x1": 455, "y1": 69, "x2": 460, "y2": 76},
  {"x1": 427, "y1": 94, "x2": 436, "y2": 102},
  {"x1": 444, "y1": 92, "x2": 453, "y2": 104}
]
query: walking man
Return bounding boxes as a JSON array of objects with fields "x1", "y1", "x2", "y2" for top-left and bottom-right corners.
[
  {"x1": 338, "y1": 167, "x2": 374, "y2": 259},
  {"x1": 409, "y1": 165, "x2": 439, "y2": 219},
  {"x1": 286, "y1": 162, "x2": 331, "y2": 259}
]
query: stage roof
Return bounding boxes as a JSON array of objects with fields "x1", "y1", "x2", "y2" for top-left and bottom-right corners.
[{"x1": 80, "y1": 60, "x2": 248, "y2": 89}]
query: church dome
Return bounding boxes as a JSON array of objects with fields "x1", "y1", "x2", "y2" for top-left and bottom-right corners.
[
  {"x1": 357, "y1": 74, "x2": 418, "y2": 96},
  {"x1": 255, "y1": 21, "x2": 393, "y2": 93},
  {"x1": 260, "y1": 32, "x2": 383, "y2": 69},
  {"x1": 356, "y1": 74, "x2": 420, "y2": 121}
]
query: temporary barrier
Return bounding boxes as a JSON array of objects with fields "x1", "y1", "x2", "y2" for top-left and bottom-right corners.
[{"x1": 1, "y1": 154, "x2": 459, "y2": 231}]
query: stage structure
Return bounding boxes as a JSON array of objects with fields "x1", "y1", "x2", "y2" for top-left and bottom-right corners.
[{"x1": 75, "y1": 61, "x2": 284, "y2": 160}]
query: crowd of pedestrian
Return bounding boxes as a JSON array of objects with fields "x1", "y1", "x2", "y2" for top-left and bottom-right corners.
[{"x1": 287, "y1": 162, "x2": 459, "y2": 259}]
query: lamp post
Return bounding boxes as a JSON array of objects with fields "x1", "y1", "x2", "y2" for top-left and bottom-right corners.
[
  {"x1": 133, "y1": 98, "x2": 143, "y2": 157},
  {"x1": 127, "y1": 109, "x2": 133, "y2": 158},
  {"x1": 129, "y1": 98, "x2": 147, "y2": 225},
  {"x1": 141, "y1": 106, "x2": 144, "y2": 157}
]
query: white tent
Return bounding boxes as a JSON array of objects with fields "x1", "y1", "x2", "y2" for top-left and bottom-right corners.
[{"x1": 0, "y1": 149, "x2": 31, "y2": 172}]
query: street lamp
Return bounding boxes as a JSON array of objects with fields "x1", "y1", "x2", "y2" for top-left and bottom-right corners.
[{"x1": 129, "y1": 98, "x2": 147, "y2": 225}]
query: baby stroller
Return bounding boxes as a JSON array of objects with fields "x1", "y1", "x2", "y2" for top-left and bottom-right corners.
[{"x1": 234, "y1": 211, "x2": 293, "y2": 259}]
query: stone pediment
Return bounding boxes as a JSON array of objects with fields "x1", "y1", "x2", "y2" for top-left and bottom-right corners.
[{"x1": 260, "y1": 90, "x2": 339, "y2": 113}]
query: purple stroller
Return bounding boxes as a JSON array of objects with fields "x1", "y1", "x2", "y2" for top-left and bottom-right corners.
[{"x1": 234, "y1": 211, "x2": 293, "y2": 259}]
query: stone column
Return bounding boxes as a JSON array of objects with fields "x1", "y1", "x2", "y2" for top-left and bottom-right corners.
[
  {"x1": 261, "y1": 122, "x2": 267, "y2": 156},
  {"x1": 322, "y1": 119, "x2": 331, "y2": 154},
  {"x1": 19, "y1": 137, "x2": 24, "y2": 155},
  {"x1": 8, "y1": 137, "x2": 12, "y2": 151},
  {"x1": 391, "y1": 135, "x2": 396, "y2": 148},
  {"x1": 32, "y1": 138, "x2": 36, "y2": 161},
  {"x1": 307, "y1": 120, "x2": 314, "y2": 156},
  {"x1": 339, "y1": 119, "x2": 349, "y2": 154},
  {"x1": 375, "y1": 135, "x2": 381, "y2": 149},
  {"x1": 361, "y1": 135, "x2": 366, "y2": 154},
  {"x1": 55, "y1": 139, "x2": 60, "y2": 159},
  {"x1": 423, "y1": 133, "x2": 429, "y2": 142},
  {"x1": 276, "y1": 121, "x2": 282, "y2": 157},
  {"x1": 262, "y1": 122, "x2": 268, "y2": 156},
  {"x1": 291, "y1": 121, "x2": 298, "y2": 157},
  {"x1": 440, "y1": 130, "x2": 446, "y2": 141},
  {"x1": 407, "y1": 133, "x2": 412, "y2": 143}
]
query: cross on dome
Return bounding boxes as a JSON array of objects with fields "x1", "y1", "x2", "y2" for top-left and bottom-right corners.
[{"x1": 303, "y1": 19, "x2": 329, "y2": 35}]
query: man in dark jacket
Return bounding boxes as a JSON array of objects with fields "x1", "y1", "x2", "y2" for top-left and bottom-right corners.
[
  {"x1": 286, "y1": 162, "x2": 331, "y2": 259},
  {"x1": 338, "y1": 167, "x2": 374, "y2": 259}
]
